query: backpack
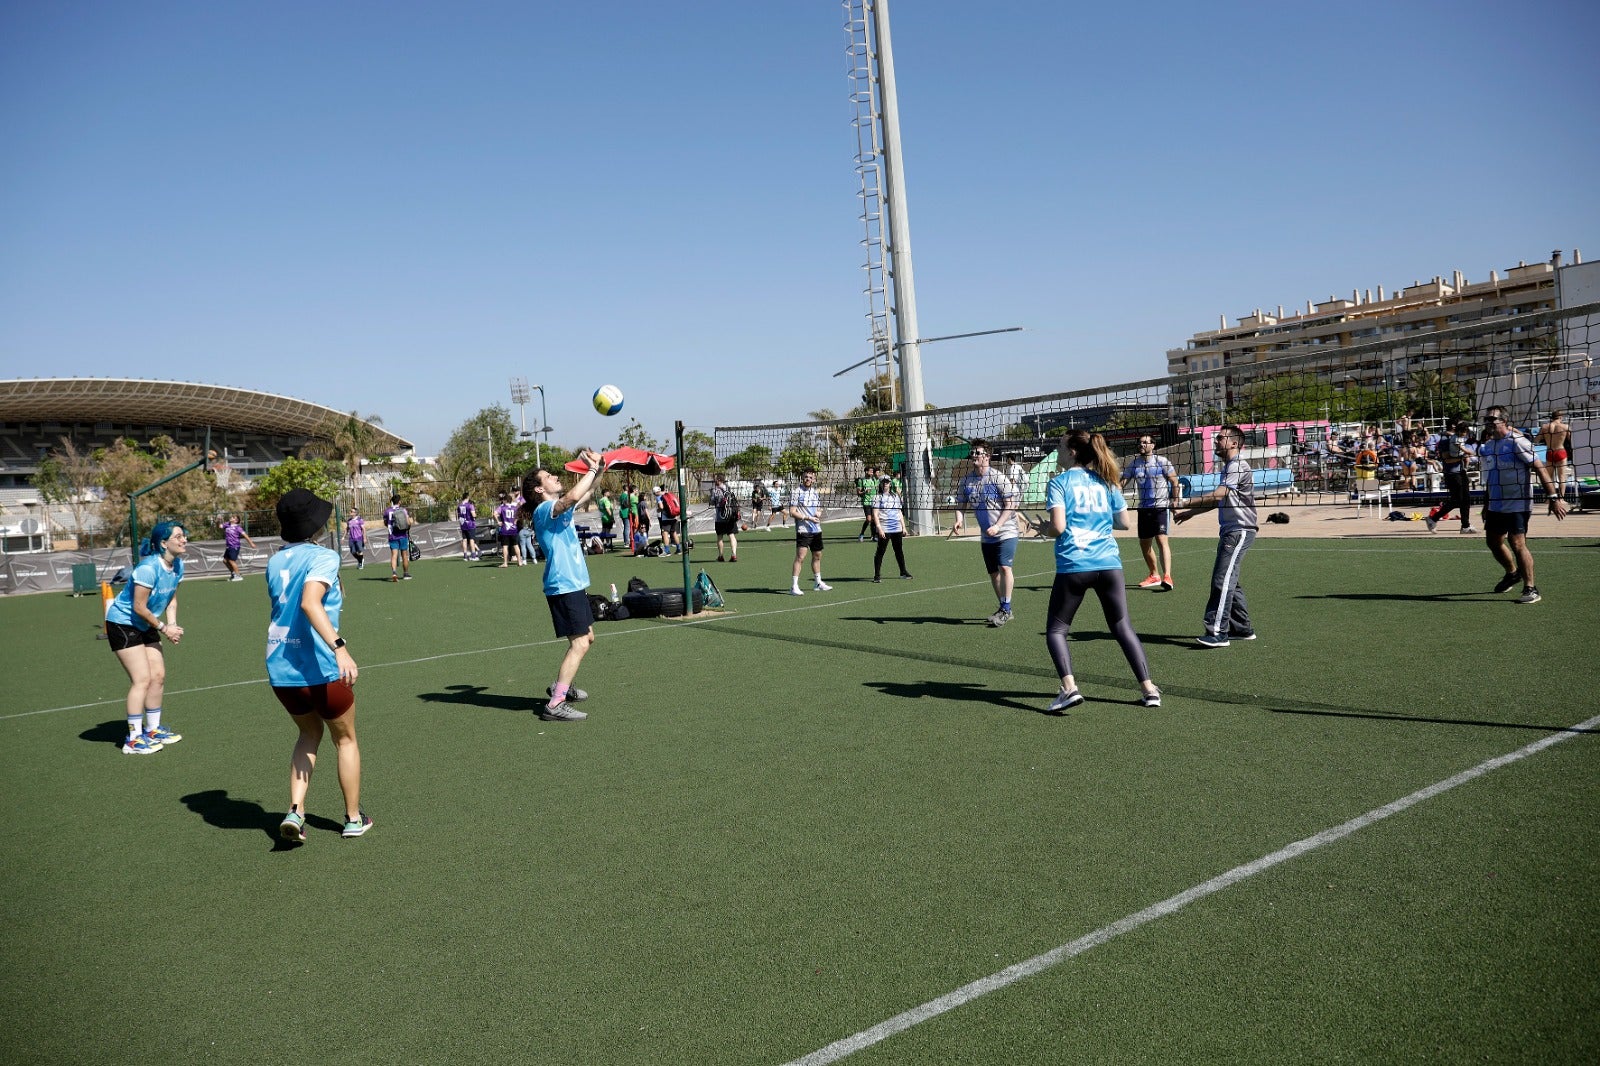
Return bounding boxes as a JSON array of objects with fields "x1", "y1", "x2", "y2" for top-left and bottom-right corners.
[
  {"x1": 390, "y1": 506, "x2": 411, "y2": 533},
  {"x1": 693, "y1": 568, "x2": 724, "y2": 609},
  {"x1": 714, "y1": 489, "x2": 738, "y2": 522},
  {"x1": 662, "y1": 491, "x2": 681, "y2": 517}
]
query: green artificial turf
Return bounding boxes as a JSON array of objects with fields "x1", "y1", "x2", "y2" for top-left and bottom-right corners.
[{"x1": 1, "y1": 530, "x2": 1597, "y2": 1064}]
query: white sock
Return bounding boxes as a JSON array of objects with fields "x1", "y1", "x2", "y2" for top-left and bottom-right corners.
[
  {"x1": 145, "y1": 708, "x2": 161, "y2": 732},
  {"x1": 127, "y1": 715, "x2": 143, "y2": 740}
]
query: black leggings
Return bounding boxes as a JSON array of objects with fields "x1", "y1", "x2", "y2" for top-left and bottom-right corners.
[
  {"x1": 1045, "y1": 569, "x2": 1151, "y2": 683},
  {"x1": 873, "y1": 532, "x2": 906, "y2": 577}
]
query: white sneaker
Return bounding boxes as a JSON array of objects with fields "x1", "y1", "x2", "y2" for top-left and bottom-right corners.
[
  {"x1": 789, "y1": 587, "x2": 804, "y2": 596},
  {"x1": 814, "y1": 581, "x2": 833, "y2": 591}
]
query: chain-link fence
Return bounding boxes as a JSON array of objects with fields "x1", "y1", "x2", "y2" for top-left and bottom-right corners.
[{"x1": 715, "y1": 303, "x2": 1599, "y2": 530}]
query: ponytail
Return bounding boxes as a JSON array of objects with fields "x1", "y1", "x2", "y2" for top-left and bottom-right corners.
[{"x1": 1061, "y1": 430, "x2": 1121, "y2": 487}]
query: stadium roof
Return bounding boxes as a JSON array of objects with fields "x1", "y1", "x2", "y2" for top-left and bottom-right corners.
[{"x1": 0, "y1": 378, "x2": 410, "y2": 453}]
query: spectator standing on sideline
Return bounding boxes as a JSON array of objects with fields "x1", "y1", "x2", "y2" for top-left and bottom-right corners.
[
  {"x1": 1538, "y1": 410, "x2": 1573, "y2": 499},
  {"x1": 456, "y1": 495, "x2": 480, "y2": 560},
  {"x1": 598, "y1": 490, "x2": 616, "y2": 546},
  {"x1": 525, "y1": 449, "x2": 606, "y2": 722},
  {"x1": 383, "y1": 494, "x2": 412, "y2": 582},
  {"x1": 635, "y1": 489, "x2": 652, "y2": 544},
  {"x1": 267, "y1": 489, "x2": 369, "y2": 844},
  {"x1": 347, "y1": 509, "x2": 366, "y2": 570},
  {"x1": 493, "y1": 493, "x2": 521, "y2": 567},
  {"x1": 1121, "y1": 435, "x2": 1179, "y2": 590},
  {"x1": 104, "y1": 521, "x2": 188, "y2": 755},
  {"x1": 1006, "y1": 454, "x2": 1027, "y2": 504},
  {"x1": 952, "y1": 442, "x2": 1020, "y2": 627},
  {"x1": 655, "y1": 485, "x2": 682, "y2": 555},
  {"x1": 516, "y1": 491, "x2": 536, "y2": 564},
  {"x1": 710, "y1": 473, "x2": 740, "y2": 562},
  {"x1": 767, "y1": 478, "x2": 786, "y2": 529},
  {"x1": 856, "y1": 465, "x2": 879, "y2": 541},
  {"x1": 1044, "y1": 431, "x2": 1161, "y2": 711},
  {"x1": 221, "y1": 514, "x2": 257, "y2": 582},
  {"x1": 1428, "y1": 421, "x2": 1477, "y2": 533},
  {"x1": 870, "y1": 475, "x2": 912, "y2": 582},
  {"x1": 751, "y1": 479, "x2": 772, "y2": 529},
  {"x1": 1479, "y1": 411, "x2": 1568, "y2": 604},
  {"x1": 788, "y1": 468, "x2": 830, "y2": 595},
  {"x1": 1175, "y1": 425, "x2": 1258, "y2": 648}
]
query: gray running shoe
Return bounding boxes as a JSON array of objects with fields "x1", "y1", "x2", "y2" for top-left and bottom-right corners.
[
  {"x1": 1515, "y1": 586, "x2": 1541, "y2": 605},
  {"x1": 547, "y1": 684, "x2": 588, "y2": 702},
  {"x1": 1048, "y1": 688, "x2": 1084, "y2": 713},
  {"x1": 987, "y1": 609, "x2": 1013, "y2": 627},
  {"x1": 1196, "y1": 633, "x2": 1230, "y2": 649},
  {"x1": 540, "y1": 701, "x2": 588, "y2": 722}
]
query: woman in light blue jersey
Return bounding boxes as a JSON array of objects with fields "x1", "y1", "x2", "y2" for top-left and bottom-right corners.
[
  {"x1": 267, "y1": 489, "x2": 369, "y2": 843},
  {"x1": 1043, "y1": 431, "x2": 1160, "y2": 712},
  {"x1": 104, "y1": 521, "x2": 189, "y2": 755}
]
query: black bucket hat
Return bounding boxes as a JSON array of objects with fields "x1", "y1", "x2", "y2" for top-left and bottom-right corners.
[{"x1": 277, "y1": 488, "x2": 334, "y2": 543}]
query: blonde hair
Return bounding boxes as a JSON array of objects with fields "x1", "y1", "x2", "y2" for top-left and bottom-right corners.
[{"x1": 1060, "y1": 430, "x2": 1120, "y2": 487}]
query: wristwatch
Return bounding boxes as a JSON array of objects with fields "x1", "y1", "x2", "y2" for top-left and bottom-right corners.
[{"x1": 332, "y1": 637, "x2": 347, "y2": 650}]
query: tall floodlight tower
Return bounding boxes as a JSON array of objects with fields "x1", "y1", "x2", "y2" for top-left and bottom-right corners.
[{"x1": 846, "y1": 0, "x2": 933, "y2": 532}]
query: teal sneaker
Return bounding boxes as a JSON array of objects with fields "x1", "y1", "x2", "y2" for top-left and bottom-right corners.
[
  {"x1": 341, "y1": 812, "x2": 374, "y2": 839},
  {"x1": 145, "y1": 726, "x2": 182, "y2": 746},
  {"x1": 279, "y1": 811, "x2": 306, "y2": 844}
]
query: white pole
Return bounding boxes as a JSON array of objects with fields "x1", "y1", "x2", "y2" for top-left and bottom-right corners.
[{"x1": 872, "y1": 0, "x2": 934, "y2": 533}]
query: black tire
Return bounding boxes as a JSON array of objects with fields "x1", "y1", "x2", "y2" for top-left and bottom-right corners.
[
  {"x1": 656, "y1": 586, "x2": 706, "y2": 618},
  {"x1": 622, "y1": 590, "x2": 664, "y2": 618}
]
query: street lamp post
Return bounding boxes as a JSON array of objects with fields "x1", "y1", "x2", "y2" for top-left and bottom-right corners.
[{"x1": 531, "y1": 384, "x2": 549, "y2": 470}]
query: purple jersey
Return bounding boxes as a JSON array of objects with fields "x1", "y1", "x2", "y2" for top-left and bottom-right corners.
[
  {"x1": 224, "y1": 522, "x2": 244, "y2": 550},
  {"x1": 347, "y1": 516, "x2": 365, "y2": 544},
  {"x1": 457, "y1": 501, "x2": 477, "y2": 529},
  {"x1": 495, "y1": 502, "x2": 518, "y2": 535}
]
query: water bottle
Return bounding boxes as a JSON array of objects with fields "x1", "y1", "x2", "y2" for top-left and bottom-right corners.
[{"x1": 609, "y1": 582, "x2": 619, "y2": 603}]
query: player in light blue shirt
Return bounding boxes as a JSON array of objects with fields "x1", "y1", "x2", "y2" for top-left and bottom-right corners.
[
  {"x1": 1043, "y1": 431, "x2": 1160, "y2": 712},
  {"x1": 265, "y1": 489, "x2": 368, "y2": 843},
  {"x1": 104, "y1": 521, "x2": 189, "y2": 755},
  {"x1": 870, "y1": 477, "x2": 912, "y2": 582},
  {"x1": 952, "y1": 443, "x2": 1020, "y2": 625},
  {"x1": 525, "y1": 449, "x2": 605, "y2": 721},
  {"x1": 787, "y1": 468, "x2": 830, "y2": 594}
]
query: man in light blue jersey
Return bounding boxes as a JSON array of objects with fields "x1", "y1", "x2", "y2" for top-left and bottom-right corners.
[
  {"x1": 952, "y1": 442, "x2": 1020, "y2": 626},
  {"x1": 525, "y1": 449, "x2": 605, "y2": 721},
  {"x1": 1175, "y1": 425, "x2": 1258, "y2": 648},
  {"x1": 266, "y1": 489, "x2": 368, "y2": 843},
  {"x1": 1122, "y1": 435, "x2": 1179, "y2": 590},
  {"x1": 1478, "y1": 408, "x2": 1567, "y2": 604}
]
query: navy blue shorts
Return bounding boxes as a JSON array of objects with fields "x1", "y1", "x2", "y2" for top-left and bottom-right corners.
[
  {"x1": 547, "y1": 589, "x2": 595, "y2": 638},
  {"x1": 1136, "y1": 508, "x2": 1171, "y2": 539},
  {"x1": 980, "y1": 538, "x2": 1018, "y2": 574},
  {"x1": 1485, "y1": 510, "x2": 1530, "y2": 536}
]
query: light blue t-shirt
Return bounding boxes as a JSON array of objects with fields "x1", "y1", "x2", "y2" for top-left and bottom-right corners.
[
  {"x1": 106, "y1": 555, "x2": 183, "y2": 628},
  {"x1": 873, "y1": 493, "x2": 904, "y2": 534},
  {"x1": 957, "y1": 470, "x2": 1019, "y2": 543},
  {"x1": 791, "y1": 486, "x2": 821, "y2": 534},
  {"x1": 265, "y1": 542, "x2": 344, "y2": 687},
  {"x1": 1046, "y1": 468, "x2": 1125, "y2": 574},
  {"x1": 534, "y1": 500, "x2": 590, "y2": 596}
]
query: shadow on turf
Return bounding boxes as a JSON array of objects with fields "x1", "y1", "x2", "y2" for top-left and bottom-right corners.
[
  {"x1": 79, "y1": 720, "x2": 128, "y2": 745},
  {"x1": 417, "y1": 684, "x2": 544, "y2": 714},
  {"x1": 180, "y1": 789, "x2": 340, "y2": 851},
  {"x1": 1297, "y1": 591, "x2": 1503, "y2": 602},
  {"x1": 865, "y1": 678, "x2": 1099, "y2": 716},
  {"x1": 840, "y1": 615, "x2": 981, "y2": 626}
]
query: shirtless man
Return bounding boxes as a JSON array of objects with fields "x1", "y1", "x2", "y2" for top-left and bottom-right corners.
[{"x1": 1538, "y1": 410, "x2": 1572, "y2": 500}]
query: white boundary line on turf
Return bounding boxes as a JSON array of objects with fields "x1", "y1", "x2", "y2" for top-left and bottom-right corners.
[
  {"x1": 2, "y1": 579, "x2": 991, "y2": 722},
  {"x1": 781, "y1": 710, "x2": 1600, "y2": 1066}
]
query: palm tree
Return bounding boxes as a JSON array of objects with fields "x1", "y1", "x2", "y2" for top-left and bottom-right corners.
[{"x1": 303, "y1": 411, "x2": 385, "y2": 511}]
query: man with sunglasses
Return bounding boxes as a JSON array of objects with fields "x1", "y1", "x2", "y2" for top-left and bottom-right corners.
[
  {"x1": 1478, "y1": 407, "x2": 1567, "y2": 604},
  {"x1": 1122, "y1": 434, "x2": 1179, "y2": 590},
  {"x1": 952, "y1": 441, "x2": 1021, "y2": 626}
]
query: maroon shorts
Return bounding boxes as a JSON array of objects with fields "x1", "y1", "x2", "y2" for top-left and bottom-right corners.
[{"x1": 273, "y1": 679, "x2": 355, "y2": 720}]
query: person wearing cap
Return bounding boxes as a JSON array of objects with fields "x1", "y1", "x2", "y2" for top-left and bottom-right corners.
[
  {"x1": 524, "y1": 449, "x2": 606, "y2": 722},
  {"x1": 870, "y1": 476, "x2": 912, "y2": 582},
  {"x1": 383, "y1": 493, "x2": 412, "y2": 581},
  {"x1": 104, "y1": 520, "x2": 190, "y2": 755},
  {"x1": 654, "y1": 485, "x2": 682, "y2": 555},
  {"x1": 268, "y1": 489, "x2": 369, "y2": 842}
]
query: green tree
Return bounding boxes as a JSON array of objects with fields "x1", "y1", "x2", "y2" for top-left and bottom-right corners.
[
  {"x1": 848, "y1": 418, "x2": 903, "y2": 467},
  {"x1": 34, "y1": 436, "x2": 100, "y2": 542},
  {"x1": 680, "y1": 429, "x2": 718, "y2": 478},
  {"x1": 606, "y1": 418, "x2": 665, "y2": 453},
  {"x1": 724, "y1": 444, "x2": 772, "y2": 477},
  {"x1": 300, "y1": 410, "x2": 386, "y2": 511},
  {"x1": 95, "y1": 437, "x2": 232, "y2": 544},
  {"x1": 774, "y1": 440, "x2": 820, "y2": 478},
  {"x1": 439, "y1": 406, "x2": 521, "y2": 503},
  {"x1": 851, "y1": 371, "x2": 899, "y2": 415},
  {"x1": 1225, "y1": 372, "x2": 1339, "y2": 424}
]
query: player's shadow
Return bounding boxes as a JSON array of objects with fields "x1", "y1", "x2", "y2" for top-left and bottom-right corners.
[
  {"x1": 841, "y1": 615, "x2": 980, "y2": 626},
  {"x1": 1299, "y1": 591, "x2": 1489, "y2": 602},
  {"x1": 417, "y1": 684, "x2": 544, "y2": 714},
  {"x1": 79, "y1": 720, "x2": 128, "y2": 746},
  {"x1": 864, "y1": 679, "x2": 1058, "y2": 716},
  {"x1": 180, "y1": 789, "x2": 339, "y2": 851}
]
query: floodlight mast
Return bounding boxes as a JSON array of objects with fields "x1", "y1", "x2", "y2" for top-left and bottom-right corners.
[{"x1": 869, "y1": 0, "x2": 935, "y2": 532}]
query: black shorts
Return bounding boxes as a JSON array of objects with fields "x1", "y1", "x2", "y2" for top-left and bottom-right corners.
[
  {"x1": 659, "y1": 517, "x2": 679, "y2": 533},
  {"x1": 1485, "y1": 510, "x2": 1530, "y2": 536},
  {"x1": 273, "y1": 679, "x2": 355, "y2": 720},
  {"x1": 499, "y1": 532, "x2": 519, "y2": 548},
  {"x1": 795, "y1": 530, "x2": 824, "y2": 552},
  {"x1": 1137, "y1": 508, "x2": 1171, "y2": 540},
  {"x1": 106, "y1": 621, "x2": 160, "y2": 652},
  {"x1": 715, "y1": 517, "x2": 738, "y2": 535},
  {"x1": 224, "y1": 546, "x2": 241, "y2": 562},
  {"x1": 547, "y1": 589, "x2": 595, "y2": 638}
]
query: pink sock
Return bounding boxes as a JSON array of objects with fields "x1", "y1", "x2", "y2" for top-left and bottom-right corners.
[{"x1": 551, "y1": 682, "x2": 570, "y2": 703}]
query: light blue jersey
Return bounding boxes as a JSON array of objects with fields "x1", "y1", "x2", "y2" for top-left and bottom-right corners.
[
  {"x1": 266, "y1": 542, "x2": 343, "y2": 687},
  {"x1": 791, "y1": 486, "x2": 821, "y2": 534},
  {"x1": 1047, "y1": 467, "x2": 1125, "y2": 574},
  {"x1": 873, "y1": 493, "x2": 904, "y2": 534},
  {"x1": 534, "y1": 500, "x2": 590, "y2": 596},
  {"x1": 106, "y1": 555, "x2": 183, "y2": 628}
]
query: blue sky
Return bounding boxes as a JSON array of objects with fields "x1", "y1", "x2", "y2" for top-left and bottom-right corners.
[{"x1": 3, "y1": 0, "x2": 1597, "y2": 455}]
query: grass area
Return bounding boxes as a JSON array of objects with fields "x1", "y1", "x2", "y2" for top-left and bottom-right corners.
[{"x1": 3, "y1": 528, "x2": 1598, "y2": 1064}]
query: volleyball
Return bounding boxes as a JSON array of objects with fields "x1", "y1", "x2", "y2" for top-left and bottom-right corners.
[{"x1": 593, "y1": 384, "x2": 625, "y2": 416}]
